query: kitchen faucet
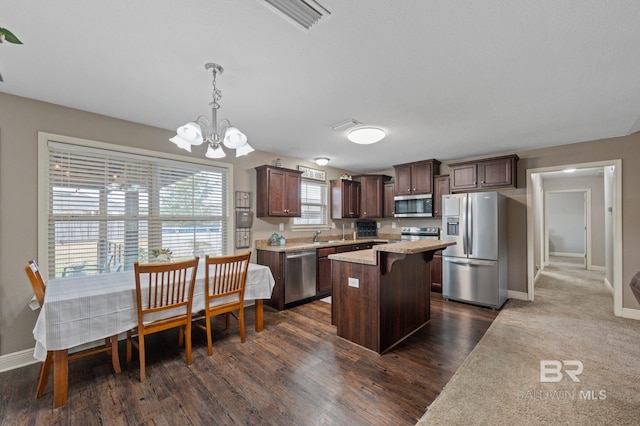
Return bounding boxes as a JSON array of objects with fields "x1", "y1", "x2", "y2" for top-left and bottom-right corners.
[{"x1": 313, "y1": 230, "x2": 321, "y2": 242}]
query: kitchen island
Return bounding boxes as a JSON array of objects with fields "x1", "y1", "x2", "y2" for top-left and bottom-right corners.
[{"x1": 329, "y1": 239, "x2": 454, "y2": 354}]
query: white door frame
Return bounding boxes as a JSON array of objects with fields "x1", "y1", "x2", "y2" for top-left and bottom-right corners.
[
  {"x1": 544, "y1": 188, "x2": 590, "y2": 268},
  {"x1": 526, "y1": 159, "x2": 622, "y2": 317}
]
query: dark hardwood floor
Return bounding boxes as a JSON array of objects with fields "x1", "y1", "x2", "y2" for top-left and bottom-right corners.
[{"x1": 0, "y1": 294, "x2": 498, "y2": 425}]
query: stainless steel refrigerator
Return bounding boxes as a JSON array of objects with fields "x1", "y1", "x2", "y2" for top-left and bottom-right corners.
[{"x1": 441, "y1": 191, "x2": 507, "y2": 309}]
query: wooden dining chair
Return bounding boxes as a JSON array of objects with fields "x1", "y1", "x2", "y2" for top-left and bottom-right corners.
[
  {"x1": 193, "y1": 252, "x2": 251, "y2": 356},
  {"x1": 126, "y1": 257, "x2": 199, "y2": 382},
  {"x1": 24, "y1": 260, "x2": 121, "y2": 399}
]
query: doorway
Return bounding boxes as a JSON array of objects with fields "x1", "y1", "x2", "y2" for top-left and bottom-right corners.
[
  {"x1": 526, "y1": 160, "x2": 623, "y2": 316},
  {"x1": 545, "y1": 189, "x2": 589, "y2": 269}
]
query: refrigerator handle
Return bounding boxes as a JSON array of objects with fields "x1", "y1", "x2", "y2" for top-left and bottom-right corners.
[
  {"x1": 462, "y1": 195, "x2": 467, "y2": 255},
  {"x1": 468, "y1": 194, "x2": 473, "y2": 255}
]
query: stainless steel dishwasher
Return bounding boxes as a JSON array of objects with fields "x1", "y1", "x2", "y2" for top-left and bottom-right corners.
[{"x1": 285, "y1": 250, "x2": 317, "y2": 304}]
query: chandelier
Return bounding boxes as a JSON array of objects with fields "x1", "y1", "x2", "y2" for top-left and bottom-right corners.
[{"x1": 170, "y1": 63, "x2": 253, "y2": 158}]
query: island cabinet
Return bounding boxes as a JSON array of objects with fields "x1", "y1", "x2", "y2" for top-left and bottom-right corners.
[
  {"x1": 256, "y1": 165, "x2": 302, "y2": 217},
  {"x1": 393, "y1": 159, "x2": 441, "y2": 196},
  {"x1": 330, "y1": 245, "x2": 449, "y2": 354},
  {"x1": 433, "y1": 174, "x2": 450, "y2": 218},
  {"x1": 449, "y1": 154, "x2": 519, "y2": 192},
  {"x1": 352, "y1": 174, "x2": 392, "y2": 219},
  {"x1": 331, "y1": 179, "x2": 361, "y2": 219},
  {"x1": 383, "y1": 181, "x2": 395, "y2": 217}
]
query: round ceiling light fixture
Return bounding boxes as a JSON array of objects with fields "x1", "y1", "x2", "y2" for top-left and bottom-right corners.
[
  {"x1": 347, "y1": 127, "x2": 386, "y2": 144},
  {"x1": 314, "y1": 157, "x2": 330, "y2": 166}
]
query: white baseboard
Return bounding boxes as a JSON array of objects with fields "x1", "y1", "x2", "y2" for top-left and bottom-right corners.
[
  {"x1": 549, "y1": 252, "x2": 584, "y2": 258},
  {"x1": 589, "y1": 265, "x2": 605, "y2": 271},
  {"x1": 0, "y1": 348, "x2": 39, "y2": 373},
  {"x1": 621, "y1": 307, "x2": 640, "y2": 320},
  {"x1": 507, "y1": 290, "x2": 529, "y2": 301}
]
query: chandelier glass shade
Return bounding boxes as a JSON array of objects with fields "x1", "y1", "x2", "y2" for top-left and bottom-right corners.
[{"x1": 170, "y1": 63, "x2": 253, "y2": 158}]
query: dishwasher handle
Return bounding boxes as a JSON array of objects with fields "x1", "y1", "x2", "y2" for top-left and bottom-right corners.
[{"x1": 285, "y1": 251, "x2": 316, "y2": 259}]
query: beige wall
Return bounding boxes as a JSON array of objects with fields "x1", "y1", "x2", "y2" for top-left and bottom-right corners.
[{"x1": 2, "y1": 92, "x2": 640, "y2": 357}]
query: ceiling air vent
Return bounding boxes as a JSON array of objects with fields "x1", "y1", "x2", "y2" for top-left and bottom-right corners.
[{"x1": 261, "y1": 0, "x2": 331, "y2": 31}]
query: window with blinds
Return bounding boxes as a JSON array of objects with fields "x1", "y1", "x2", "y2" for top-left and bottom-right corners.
[
  {"x1": 293, "y1": 179, "x2": 327, "y2": 227},
  {"x1": 45, "y1": 140, "x2": 230, "y2": 278}
]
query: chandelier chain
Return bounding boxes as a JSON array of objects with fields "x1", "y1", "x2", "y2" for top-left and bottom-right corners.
[{"x1": 210, "y1": 68, "x2": 222, "y2": 110}]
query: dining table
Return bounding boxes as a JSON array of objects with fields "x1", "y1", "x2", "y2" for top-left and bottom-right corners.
[{"x1": 32, "y1": 261, "x2": 275, "y2": 408}]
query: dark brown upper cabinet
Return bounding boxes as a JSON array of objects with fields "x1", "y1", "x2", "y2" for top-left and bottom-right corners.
[
  {"x1": 331, "y1": 179, "x2": 361, "y2": 219},
  {"x1": 352, "y1": 174, "x2": 391, "y2": 219},
  {"x1": 433, "y1": 174, "x2": 450, "y2": 218},
  {"x1": 448, "y1": 154, "x2": 519, "y2": 192},
  {"x1": 256, "y1": 165, "x2": 302, "y2": 217},
  {"x1": 393, "y1": 159, "x2": 441, "y2": 196}
]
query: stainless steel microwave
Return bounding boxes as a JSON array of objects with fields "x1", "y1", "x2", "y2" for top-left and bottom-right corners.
[{"x1": 394, "y1": 194, "x2": 433, "y2": 218}]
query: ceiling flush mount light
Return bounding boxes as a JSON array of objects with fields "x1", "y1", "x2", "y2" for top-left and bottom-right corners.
[
  {"x1": 563, "y1": 168, "x2": 576, "y2": 173},
  {"x1": 347, "y1": 127, "x2": 386, "y2": 145},
  {"x1": 170, "y1": 63, "x2": 253, "y2": 159},
  {"x1": 314, "y1": 157, "x2": 330, "y2": 166}
]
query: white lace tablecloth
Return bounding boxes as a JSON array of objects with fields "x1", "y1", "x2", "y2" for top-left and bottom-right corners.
[{"x1": 32, "y1": 262, "x2": 275, "y2": 361}]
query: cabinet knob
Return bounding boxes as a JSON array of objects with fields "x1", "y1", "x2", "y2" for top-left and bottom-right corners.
[{"x1": 481, "y1": 180, "x2": 485, "y2": 184}]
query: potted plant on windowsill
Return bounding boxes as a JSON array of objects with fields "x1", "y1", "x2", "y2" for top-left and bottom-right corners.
[{"x1": 151, "y1": 248, "x2": 172, "y2": 263}]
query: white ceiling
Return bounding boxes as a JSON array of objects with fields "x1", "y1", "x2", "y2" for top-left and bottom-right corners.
[{"x1": 2, "y1": 1, "x2": 640, "y2": 173}]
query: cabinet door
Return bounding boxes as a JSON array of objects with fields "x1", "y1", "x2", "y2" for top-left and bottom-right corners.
[
  {"x1": 360, "y1": 176, "x2": 383, "y2": 218},
  {"x1": 317, "y1": 247, "x2": 336, "y2": 295},
  {"x1": 283, "y1": 170, "x2": 302, "y2": 216},
  {"x1": 383, "y1": 182, "x2": 395, "y2": 217},
  {"x1": 478, "y1": 157, "x2": 514, "y2": 189},
  {"x1": 411, "y1": 162, "x2": 433, "y2": 194},
  {"x1": 394, "y1": 165, "x2": 412, "y2": 196},
  {"x1": 267, "y1": 168, "x2": 288, "y2": 216},
  {"x1": 344, "y1": 181, "x2": 361, "y2": 218},
  {"x1": 433, "y1": 175, "x2": 450, "y2": 218},
  {"x1": 450, "y1": 163, "x2": 478, "y2": 191}
]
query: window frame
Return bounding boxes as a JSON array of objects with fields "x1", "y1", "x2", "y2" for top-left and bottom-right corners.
[
  {"x1": 292, "y1": 177, "x2": 330, "y2": 230},
  {"x1": 37, "y1": 132, "x2": 234, "y2": 277}
]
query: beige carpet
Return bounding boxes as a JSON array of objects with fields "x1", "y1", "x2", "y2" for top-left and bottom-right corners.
[{"x1": 417, "y1": 257, "x2": 640, "y2": 425}]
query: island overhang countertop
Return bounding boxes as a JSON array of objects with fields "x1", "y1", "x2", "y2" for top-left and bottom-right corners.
[{"x1": 328, "y1": 239, "x2": 456, "y2": 265}]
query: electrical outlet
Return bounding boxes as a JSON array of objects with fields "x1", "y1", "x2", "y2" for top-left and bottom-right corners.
[
  {"x1": 392, "y1": 222, "x2": 397, "y2": 229},
  {"x1": 279, "y1": 223, "x2": 284, "y2": 231},
  {"x1": 377, "y1": 222, "x2": 381, "y2": 229},
  {"x1": 348, "y1": 277, "x2": 359, "y2": 288},
  {"x1": 351, "y1": 222, "x2": 354, "y2": 228},
  {"x1": 331, "y1": 222, "x2": 336, "y2": 229}
]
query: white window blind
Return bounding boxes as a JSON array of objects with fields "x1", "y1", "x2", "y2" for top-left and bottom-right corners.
[
  {"x1": 294, "y1": 179, "x2": 327, "y2": 226},
  {"x1": 46, "y1": 141, "x2": 230, "y2": 277}
]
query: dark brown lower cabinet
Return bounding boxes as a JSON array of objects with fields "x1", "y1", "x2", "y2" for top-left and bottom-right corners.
[{"x1": 317, "y1": 247, "x2": 336, "y2": 296}]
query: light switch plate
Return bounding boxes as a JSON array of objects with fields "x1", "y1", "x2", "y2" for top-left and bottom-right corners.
[{"x1": 348, "y1": 277, "x2": 359, "y2": 288}]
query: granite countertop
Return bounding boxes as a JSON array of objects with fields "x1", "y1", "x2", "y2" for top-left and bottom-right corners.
[
  {"x1": 256, "y1": 234, "x2": 402, "y2": 253},
  {"x1": 327, "y1": 240, "x2": 456, "y2": 265}
]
